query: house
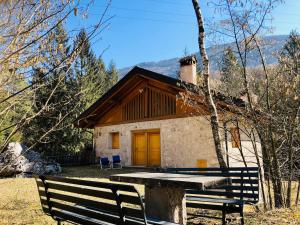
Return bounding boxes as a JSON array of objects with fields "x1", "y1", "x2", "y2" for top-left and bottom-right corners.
[{"x1": 74, "y1": 55, "x2": 261, "y2": 168}]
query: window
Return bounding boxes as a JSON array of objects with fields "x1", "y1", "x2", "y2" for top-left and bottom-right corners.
[
  {"x1": 111, "y1": 132, "x2": 120, "y2": 149},
  {"x1": 230, "y1": 127, "x2": 241, "y2": 148}
]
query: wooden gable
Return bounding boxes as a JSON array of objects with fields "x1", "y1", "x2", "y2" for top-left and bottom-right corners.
[
  {"x1": 74, "y1": 67, "x2": 236, "y2": 128},
  {"x1": 96, "y1": 81, "x2": 179, "y2": 126}
]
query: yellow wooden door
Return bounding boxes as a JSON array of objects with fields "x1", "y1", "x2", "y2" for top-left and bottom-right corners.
[
  {"x1": 133, "y1": 133, "x2": 147, "y2": 165},
  {"x1": 148, "y1": 132, "x2": 161, "y2": 166},
  {"x1": 133, "y1": 130, "x2": 161, "y2": 167}
]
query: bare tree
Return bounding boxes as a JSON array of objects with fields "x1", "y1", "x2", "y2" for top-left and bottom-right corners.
[
  {"x1": 210, "y1": 0, "x2": 300, "y2": 209},
  {"x1": 191, "y1": 0, "x2": 227, "y2": 168},
  {"x1": 0, "y1": 0, "x2": 113, "y2": 151},
  {"x1": 0, "y1": 0, "x2": 113, "y2": 176}
]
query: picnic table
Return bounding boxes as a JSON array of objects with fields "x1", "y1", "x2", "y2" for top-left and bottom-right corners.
[{"x1": 110, "y1": 172, "x2": 231, "y2": 224}]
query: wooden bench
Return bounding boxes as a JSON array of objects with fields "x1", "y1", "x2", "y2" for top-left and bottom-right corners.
[
  {"x1": 166, "y1": 167, "x2": 260, "y2": 225},
  {"x1": 35, "y1": 175, "x2": 178, "y2": 225}
]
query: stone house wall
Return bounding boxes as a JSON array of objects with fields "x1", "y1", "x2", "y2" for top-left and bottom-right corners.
[
  {"x1": 94, "y1": 116, "x2": 262, "y2": 168},
  {"x1": 94, "y1": 116, "x2": 220, "y2": 168},
  {"x1": 223, "y1": 120, "x2": 262, "y2": 168}
]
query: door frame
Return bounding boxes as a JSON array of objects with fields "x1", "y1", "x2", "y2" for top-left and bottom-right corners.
[{"x1": 131, "y1": 129, "x2": 161, "y2": 167}]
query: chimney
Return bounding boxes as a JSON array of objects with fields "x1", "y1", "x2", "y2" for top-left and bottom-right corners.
[
  {"x1": 240, "y1": 90, "x2": 258, "y2": 105},
  {"x1": 179, "y1": 55, "x2": 197, "y2": 85}
]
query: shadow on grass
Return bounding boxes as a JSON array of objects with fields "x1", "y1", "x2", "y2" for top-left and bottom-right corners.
[{"x1": 60, "y1": 164, "x2": 152, "y2": 179}]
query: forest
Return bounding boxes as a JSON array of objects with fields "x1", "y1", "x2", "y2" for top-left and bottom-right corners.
[{"x1": 0, "y1": 22, "x2": 118, "y2": 156}]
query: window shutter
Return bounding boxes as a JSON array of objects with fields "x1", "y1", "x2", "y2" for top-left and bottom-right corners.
[{"x1": 111, "y1": 132, "x2": 120, "y2": 149}]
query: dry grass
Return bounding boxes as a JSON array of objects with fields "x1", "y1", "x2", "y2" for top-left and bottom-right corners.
[
  {"x1": 0, "y1": 178, "x2": 54, "y2": 225},
  {"x1": 0, "y1": 165, "x2": 146, "y2": 225},
  {"x1": 0, "y1": 165, "x2": 300, "y2": 225},
  {"x1": 189, "y1": 207, "x2": 300, "y2": 225}
]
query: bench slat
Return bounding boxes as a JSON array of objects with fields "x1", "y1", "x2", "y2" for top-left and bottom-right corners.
[
  {"x1": 51, "y1": 209, "x2": 109, "y2": 225},
  {"x1": 125, "y1": 217, "x2": 179, "y2": 225},
  {"x1": 168, "y1": 172, "x2": 258, "y2": 178},
  {"x1": 40, "y1": 176, "x2": 114, "y2": 188},
  {"x1": 166, "y1": 167, "x2": 259, "y2": 171},
  {"x1": 51, "y1": 201, "x2": 120, "y2": 224},
  {"x1": 40, "y1": 198, "x2": 50, "y2": 214},
  {"x1": 186, "y1": 190, "x2": 259, "y2": 199},
  {"x1": 125, "y1": 218, "x2": 146, "y2": 225},
  {"x1": 231, "y1": 178, "x2": 259, "y2": 185},
  {"x1": 42, "y1": 176, "x2": 139, "y2": 193},
  {"x1": 218, "y1": 185, "x2": 258, "y2": 191},
  {"x1": 114, "y1": 184, "x2": 139, "y2": 193},
  {"x1": 38, "y1": 189, "x2": 46, "y2": 197},
  {"x1": 36, "y1": 180, "x2": 44, "y2": 188},
  {"x1": 123, "y1": 207, "x2": 145, "y2": 219},
  {"x1": 187, "y1": 201, "x2": 242, "y2": 213},
  {"x1": 147, "y1": 218, "x2": 181, "y2": 225},
  {"x1": 125, "y1": 220, "x2": 144, "y2": 225},
  {"x1": 188, "y1": 213, "x2": 222, "y2": 220},
  {"x1": 119, "y1": 194, "x2": 142, "y2": 205},
  {"x1": 186, "y1": 202, "x2": 224, "y2": 211},
  {"x1": 186, "y1": 197, "x2": 244, "y2": 205},
  {"x1": 48, "y1": 192, "x2": 119, "y2": 213},
  {"x1": 47, "y1": 182, "x2": 115, "y2": 200}
]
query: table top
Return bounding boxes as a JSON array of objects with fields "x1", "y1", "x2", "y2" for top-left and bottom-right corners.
[{"x1": 110, "y1": 172, "x2": 230, "y2": 190}]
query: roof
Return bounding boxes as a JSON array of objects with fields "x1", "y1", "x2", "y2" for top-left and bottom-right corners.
[{"x1": 74, "y1": 66, "x2": 245, "y2": 128}]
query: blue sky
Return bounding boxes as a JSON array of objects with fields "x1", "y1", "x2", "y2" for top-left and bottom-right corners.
[{"x1": 67, "y1": 0, "x2": 300, "y2": 69}]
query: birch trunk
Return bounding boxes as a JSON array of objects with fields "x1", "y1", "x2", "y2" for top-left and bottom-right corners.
[{"x1": 192, "y1": 0, "x2": 227, "y2": 168}]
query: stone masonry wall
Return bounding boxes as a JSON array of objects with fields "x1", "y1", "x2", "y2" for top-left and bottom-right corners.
[{"x1": 94, "y1": 116, "x2": 220, "y2": 168}]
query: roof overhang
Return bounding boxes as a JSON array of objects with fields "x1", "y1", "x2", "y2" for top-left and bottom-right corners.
[
  {"x1": 73, "y1": 66, "x2": 247, "y2": 129},
  {"x1": 73, "y1": 66, "x2": 188, "y2": 128}
]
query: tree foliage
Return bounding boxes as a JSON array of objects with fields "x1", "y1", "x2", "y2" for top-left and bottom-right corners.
[
  {"x1": 21, "y1": 26, "x2": 118, "y2": 155},
  {"x1": 220, "y1": 47, "x2": 243, "y2": 97},
  {"x1": 0, "y1": 1, "x2": 113, "y2": 154}
]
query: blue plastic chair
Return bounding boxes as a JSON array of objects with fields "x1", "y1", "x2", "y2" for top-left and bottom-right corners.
[
  {"x1": 112, "y1": 155, "x2": 122, "y2": 169},
  {"x1": 99, "y1": 157, "x2": 111, "y2": 169}
]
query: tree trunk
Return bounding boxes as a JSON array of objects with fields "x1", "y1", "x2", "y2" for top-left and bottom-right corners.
[
  {"x1": 192, "y1": 0, "x2": 227, "y2": 168},
  {"x1": 254, "y1": 37, "x2": 283, "y2": 208},
  {"x1": 296, "y1": 179, "x2": 300, "y2": 206},
  {"x1": 251, "y1": 129, "x2": 267, "y2": 210},
  {"x1": 268, "y1": 130, "x2": 284, "y2": 207},
  {"x1": 286, "y1": 131, "x2": 294, "y2": 207}
]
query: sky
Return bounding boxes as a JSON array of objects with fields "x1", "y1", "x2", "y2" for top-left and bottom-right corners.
[{"x1": 67, "y1": 0, "x2": 300, "y2": 69}]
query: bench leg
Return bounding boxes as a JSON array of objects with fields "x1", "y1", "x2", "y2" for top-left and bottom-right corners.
[
  {"x1": 222, "y1": 204, "x2": 227, "y2": 225},
  {"x1": 240, "y1": 205, "x2": 244, "y2": 225},
  {"x1": 57, "y1": 220, "x2": 61, "y2": 225}
]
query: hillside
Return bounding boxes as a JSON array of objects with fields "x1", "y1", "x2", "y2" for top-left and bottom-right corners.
[{"x1": 119, "y1": 35, "x2": 288, "y2": 78}]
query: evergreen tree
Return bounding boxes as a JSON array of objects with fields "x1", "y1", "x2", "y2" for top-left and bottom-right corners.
[
  {"x1": 219, "y1": 47, "x2": 243, "y2": 97},
  {"x1": 22, "y1": 27, "x2": 120, "y2": 155},
  {"x1": 23, "y1": 24, "x2": 80, "y2": 155},
  {"x1": 72, "y1": 29, "x2": 119, "y2": 151},
  {"x1": 280, "y1": 31, "x2": 300, "y2": 77},
  {"x1": 105, "y1": 60, "x2": 119, "y2": 91},
  {"x1": 0, "y1": 69, "x2": 29, "y2": 148},
  {"x1": 83, "y1": 57, "x2": 107, "y2": 107},
  {"x1": 73, "y1": 29, "x2": 117, "y2": 108}
]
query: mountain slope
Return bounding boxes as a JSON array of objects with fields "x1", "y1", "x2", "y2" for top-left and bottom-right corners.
[{"x1": 119, "y1": 35, "x2": 288, "y2": 78}]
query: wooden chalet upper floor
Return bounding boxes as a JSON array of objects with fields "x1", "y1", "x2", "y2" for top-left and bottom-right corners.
[{"x1": 74, "y1": 67, "x2": 245, "y2": 128}]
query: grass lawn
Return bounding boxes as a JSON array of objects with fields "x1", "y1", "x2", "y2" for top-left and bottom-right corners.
[{"x1": 0, "y1": 165, "x2": 300, "y2": 225}]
